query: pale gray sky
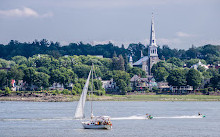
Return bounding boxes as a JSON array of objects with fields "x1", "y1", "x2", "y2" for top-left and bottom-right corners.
[{"x1": 0, "y1": 0, "x2": 219, "y2": 49}]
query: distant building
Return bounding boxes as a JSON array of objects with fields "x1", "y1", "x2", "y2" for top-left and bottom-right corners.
[
  {"x1": 49, "y1": 83, "x2": 64, "y2": 90},
  {"x1": 190, "y1": 60, "x2": 209, "y2": 70},
  {"x1": 157, "y1": 82, "x2": 170, "y2": 90},
  {"x1": 16, "y1": 80, "x2": 27, "y2": 91},
  {"x1": 132, "y1": 13, "x2": 160, "y2": 75},
  {"x1": 170, "y1": 85, "x2": 193, "y2": 94},
  {"x1": 101, "y1": 78, "x2": 119, "y2": 93},
  {"x1": 130, "y1": 75, "x2": 148, "y2": 91}
]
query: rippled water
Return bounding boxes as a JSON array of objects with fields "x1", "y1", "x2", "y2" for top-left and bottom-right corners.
[{"x1": 0, "y1": 101, "x2": 220, "y2": 137}]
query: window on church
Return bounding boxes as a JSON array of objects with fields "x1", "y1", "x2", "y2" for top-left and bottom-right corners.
[{"x1": 153, "y1": 40, "x2": 154, "y2": 43}]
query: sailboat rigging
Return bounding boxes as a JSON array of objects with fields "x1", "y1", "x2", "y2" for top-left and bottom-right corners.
[{"x1": 74, "y1": 64, "x2": 112, "y2": 129}]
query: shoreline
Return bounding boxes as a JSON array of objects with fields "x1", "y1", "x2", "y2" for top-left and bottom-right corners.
[{"x1": 1, "y1": 94, "x2": 220, "y2": 102}]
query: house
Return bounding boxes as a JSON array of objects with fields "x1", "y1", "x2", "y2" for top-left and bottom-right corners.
[
  {"x1": 101, "y1": 78, "x2": 119, "y2": 93},
  {"x1": 170, "y1": 85, "x2": 193, "y2": 95},
  {"x1": 130, "y1": 75, "x2": 149, "y2": 91},
  {"x1": 49, "y1": 83, "x2": 64, "y2": 90},
  {"x1": 148, "y1": 77, "x2": 157, "y2": 90},
  {"x1": 157, "y1": 82, "x2": 170, "y2": 91}
]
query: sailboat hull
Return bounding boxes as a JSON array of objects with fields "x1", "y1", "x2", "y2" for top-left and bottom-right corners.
[{"x1": 82, "y1": 123, "x2": 112, "y2": 129}]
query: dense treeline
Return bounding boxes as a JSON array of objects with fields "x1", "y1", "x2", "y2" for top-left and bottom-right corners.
[
  {"x1": 0, "y1": 40, "x2": 128, "y2": 60},
  {"x1": 0, "y1": 40, "x2": 219, "y2": 94},
  {"x1": 0, "y1": 40, "x2": 219, "y2": 64}
]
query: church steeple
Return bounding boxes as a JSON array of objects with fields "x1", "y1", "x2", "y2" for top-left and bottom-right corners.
[
  {"x1": 150, "y1": 13, "x2": 157, "y2": 47},
  {"x1": 148, "y1": 13, "x2": 158, "y2": 57}
]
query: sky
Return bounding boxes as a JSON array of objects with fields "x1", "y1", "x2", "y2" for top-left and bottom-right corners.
[{"x1": 0, "y1": 0, "x2": 219, "y2": 49}]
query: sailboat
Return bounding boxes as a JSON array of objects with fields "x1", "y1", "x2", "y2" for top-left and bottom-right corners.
[{"x1": 74, "y1": 64, "x2": 112, "y2": 129}]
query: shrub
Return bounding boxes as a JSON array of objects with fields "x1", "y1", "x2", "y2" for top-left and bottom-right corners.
[
  {"x1": 72, "y1": 90, "x2": 77, "y2": 95},
  {"x1": 62, "y1": 89, "x2": 71, "y2": 95},
  {"x1": 4, "y1": 87, "x2": 11, "y2": 96},
  {"x1": 94, "y1": 90, "x2": 105, "y2": 96},
  {"x1": 51, "y1": 90, "x2": 57, "y2": 95}
]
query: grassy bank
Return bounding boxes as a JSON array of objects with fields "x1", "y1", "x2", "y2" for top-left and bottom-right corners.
[
  {"x1": 93, "y1": 95, "x2": 220, "y2": 101},
  {"x1": 1, "y1": 94, "x2": 220, "y2": 102}
]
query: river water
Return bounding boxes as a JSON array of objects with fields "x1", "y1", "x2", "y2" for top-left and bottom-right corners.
[{"x1": 0, "y1": 101, "x2": 220, "y2": 137}]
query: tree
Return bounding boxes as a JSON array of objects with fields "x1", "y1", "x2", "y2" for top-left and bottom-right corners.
[
  {"x1": 33, "y1": 72, "x2": 50, "y2": 89},
  {"x1": 112, "y1": 70, "x2": 130, "y2": 93},
  {"x1": 112, "y1": 57, "x2": 119, "y2": 70},
  {"x1": 0, "y1": 70, "x2": 7, "y2": 88},
  {"x1": 117, "y1": 79, "x2": 127, "y2": 94},
  {"x1": 118, "y1": 54, "x2": 125, "y2": 71},
  {"x1": 186, "y1": 69, "x2": 202, "y2": 89},
  {"x1": 93, "y1": 79, "x2": 103, "y2": 91},
  {"x1": 210, "y1": 74, "x2": 220, "y2": 90},
  {"x1": 186, "y1": 46, "x2": 198, "y2": 59},
  {"x1": 23, "y1": 67, "x2": 35, "y2": 85},
  {"x1": 102, "y1": 71, "x2": 113, "y2": 80},
  {"x1": 167, "y1": 69, "x2": 187, "y2": 87},
  {"x1": 153, "y1": 67, "x2": 169, "y2": 82},
  {"x1": 127, "y1": 67, "x2": 146, "y2": 78},
  {"x1": 167, "y1": 57, "x2": 183, "y2": 67},
  {"x1": 7, "y1": 67, "x2": 24, "y2": 82},
  {"x1": 113, "y1": 70, "x2": 130, "y2": 86},
  {"x1": 72, "y1": 65, "x2": 90, "y2": 78},
  {"x1": 12, "y1": 56, "x2": 27, "y2": 65}
]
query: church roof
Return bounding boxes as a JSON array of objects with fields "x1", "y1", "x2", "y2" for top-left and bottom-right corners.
[{"x1": 133, "y1": 56, "x2": 149, "y2": 66}]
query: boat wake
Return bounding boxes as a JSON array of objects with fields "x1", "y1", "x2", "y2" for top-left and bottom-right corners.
[
  {"x1": 111, "y1": 115, "x2": 203, "y2": 120},
  {"x1": 0, "y1": 117, "x2": 74, "y2": 121},
  {"x1": 154, "y1": 115, "x2": 203, "y2": 119},
  {"x1": 111, "y1": 115, "x2": 146, "y2": 120}
]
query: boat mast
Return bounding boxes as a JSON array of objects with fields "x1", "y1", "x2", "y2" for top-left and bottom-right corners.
[{"x1": 91, "y1": 63, "x2": 94, "y2": 119}]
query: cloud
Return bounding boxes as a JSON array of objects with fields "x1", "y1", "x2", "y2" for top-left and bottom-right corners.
[
  {"x1": 176, "y1": 32, "x2": 196, "y2": 37},
  {"x1": 0, "y1": 7, "x2": 53, "y2": 18}
]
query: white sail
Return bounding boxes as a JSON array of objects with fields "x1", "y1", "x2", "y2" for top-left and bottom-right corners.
[{"x1": 74, "y1": 70, "x2": 92, "y2": 119}]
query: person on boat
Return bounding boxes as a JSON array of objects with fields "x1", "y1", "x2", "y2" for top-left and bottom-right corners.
[{"x1": 198, "y1": 112, "x2": 201, "y2": 116}]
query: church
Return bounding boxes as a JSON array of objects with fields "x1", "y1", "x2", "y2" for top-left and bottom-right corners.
[{"x1": 129, "y1": 14, "x2": 160, "y2": 75}]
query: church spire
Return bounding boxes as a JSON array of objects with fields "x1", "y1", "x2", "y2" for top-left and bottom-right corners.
[
  {"x1": 148, "y1": 12, "x2": 158, "y2": 57},
  {"x1": 149, "y1": 13, "x2": 157, "y2": 47}
]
